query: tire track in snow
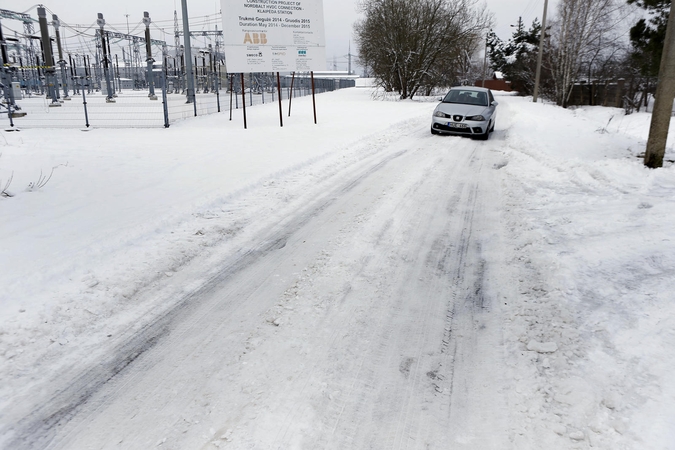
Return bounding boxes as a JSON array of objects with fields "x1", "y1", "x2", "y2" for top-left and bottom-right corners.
[
  {"x1": 294, "y1": 140, "x2": 509, "y2": 449},
  {"x1": 440, "y1": 146, "x2": 509, "y2": 448},
  {"x1": 5, "y1": 127, "x2": 422, "y2": 450},
  {"x1": 9, "y1": 125, "x2": 511, "y2": 449},
  {"x1": 389, "y1": 153, "x2": 478, "y2": 450},
  {"x1": 311, "y1": 152, "x2": 444, "y2": 449}
]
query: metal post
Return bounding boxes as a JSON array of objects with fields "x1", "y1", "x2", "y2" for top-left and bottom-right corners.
[
  {"x1": 241, "y1": 73, "x2": 247, "y2": 129},
  {"x1": 645, "y1": 1, "x2": 675, "y2": 168},
  {"x1": 288, "y1": 71, "x2": 295, "y2": 116},
  {"x1": 194, "y1": 56, "x2": 199, "y2": 92},
  {"x1": 533, "y1": 0, "x2": 548, "y2": 103},
  {"x1": 97, "y1": 14, "x2": 115, "y2": 102},
  {"x1": 277, "y1": 72, "x2": 283, "y2": 127},
  {"x1": 85, "y1": 55, "x2": 92, "y2": 93},
  {"x1": 37, "y1": 7, "x2": 59, "y2": 105},
  {"x1": 94, "y1": 45, "x2": 101, "y2": 92},
  {"x1": 229, "y1": 74, "x2": 233, "y2": 120},
  {"x1": 181, "y1": 0, "x2": 196, "y2": 115},
  {"x1": 209, "y1": 49, "x2": 214, "y2": 93},
  {"x1": 79, "y1": 77, "x2": 90, "y2": 128},
  {"x1": 69, "y1": 54, "x2": 78, "y2": 94},
  {"x1": 216, "y1": 63, "x2": 221, "y2": 113},
  {"x1": 180, "y1": 51, "x2": 185, "y2": 93},
  {"x1": 311, "y1": 71, "x2": 317, "y2": 124},
  {"x1": 106, "y1": 31, "x2": 117, "y2": 97},
  {"x1": 202, "y1": 54, "x2": 208, "y2": 93},
  {"x1": 52, "y1": 15, "x2": 70, "y2": 100},
  {"x1": 36, "y1": 52, "x2": 43, "y2": 95},
  {"x1": 348, "y1": 42, "x2": 352, "y2": 75},
  {"x1": 162, "y1": 56, "x2": 170, "y2": 127},
  {"x1": 174, "y1": 56, "x2": 180, "y2": 94},
  {"x1": 115, "y1": 54, "x2": 121, "y2": 93},
  {"x1": 143, "y1": 12, "x2": 157, "y2": 100},
  {"x1": 122, "y1": 47, "x2": 127, "y2": 79},
  {"x1": 7, "y1": 103, "x2": 14, "y2": 128},
  {"x1": 125, "y1": 14, "x2": 132, "y2": 79}
]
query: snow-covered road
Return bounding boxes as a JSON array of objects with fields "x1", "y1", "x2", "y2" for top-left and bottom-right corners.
[
  {"x1": 9, "y1": 112, "x2": 512, "y2": 449},
  {"x1": 2, "y1": 88, "x2": 675, "y2": 449}
]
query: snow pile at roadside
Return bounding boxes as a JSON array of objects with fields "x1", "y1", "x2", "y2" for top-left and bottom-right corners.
[{"x1": 493, "y1": 95, "x2": 675, "y2": 449}]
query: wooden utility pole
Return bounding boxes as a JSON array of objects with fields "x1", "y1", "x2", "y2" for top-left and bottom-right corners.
[
  {"x1": 481, "y1": 32, "x2": 488, "y2": 88},
  {"x1": 532, "y1": 0, "x2": 548, "y2": 103},
  {"x1": 645, "y1": 2, "x2": 675, "y2": 168}
]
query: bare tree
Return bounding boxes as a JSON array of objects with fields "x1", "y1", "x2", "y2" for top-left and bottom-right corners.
[
  {"x1": 548, "y1": 0, "x2": 629, "y2": 106},
  {"x1": 355, "y1": 0, "x2": 492, "y2": 99}
]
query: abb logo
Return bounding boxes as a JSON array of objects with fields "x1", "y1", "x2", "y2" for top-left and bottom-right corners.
[{"x1": 244, "y1": 33, "x2": 267, "y2": 45}]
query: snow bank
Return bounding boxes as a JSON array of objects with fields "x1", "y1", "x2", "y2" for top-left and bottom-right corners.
[{"x1": 494, "y1": 94, "x2": 675, "y2": 449}]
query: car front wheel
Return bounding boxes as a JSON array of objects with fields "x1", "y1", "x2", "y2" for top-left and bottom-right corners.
[{"x1": 475, "y1": 127, "x2": 489, "y2": 140}]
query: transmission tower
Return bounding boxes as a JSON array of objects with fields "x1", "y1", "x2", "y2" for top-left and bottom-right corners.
[{"x1": 174, "y1": 10, "x2": 181, "y2": 60}]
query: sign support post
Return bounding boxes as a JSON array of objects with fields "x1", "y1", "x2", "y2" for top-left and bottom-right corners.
[
  {"x1": 288, "y1": 72, "x2": 295, "y2": 117},
  {"x1": 311, "y1": 71, "x2": 317, "y2": 124},
  {"x1": 229, "y1": 74, "x2": 234, "y2": 121},
  {"x1": 240, "y1": 73, "x2": 247, "y2": 129},
  {"x1": 276, "y1": 72, "x2": 283, "y2": 127}
]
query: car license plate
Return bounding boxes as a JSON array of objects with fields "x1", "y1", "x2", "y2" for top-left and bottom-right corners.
[{"x1": 448, "y1": 122, "x2": 468, "y2": 128}]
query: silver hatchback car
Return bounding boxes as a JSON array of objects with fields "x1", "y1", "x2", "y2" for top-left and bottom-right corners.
[{"x1": 431, "y1": 86, "x2": 498, "y2": 140}]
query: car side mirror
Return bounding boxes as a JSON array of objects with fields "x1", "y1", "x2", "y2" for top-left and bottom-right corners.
[
  {"x1": 491, "y1": 101, "x2": 499, "y2": 106},
  {"x1": 438, "y1": 97, "x2": 443, "y2": 102}
]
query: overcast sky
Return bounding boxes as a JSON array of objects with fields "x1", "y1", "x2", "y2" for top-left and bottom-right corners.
[{"x1": 6, "y1": 0, "x2": 557, "y2": 71}]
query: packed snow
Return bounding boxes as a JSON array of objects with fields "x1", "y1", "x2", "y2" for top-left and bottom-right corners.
[{"x1": 1, "y1": 87, "x2": 674, "y2": 449}]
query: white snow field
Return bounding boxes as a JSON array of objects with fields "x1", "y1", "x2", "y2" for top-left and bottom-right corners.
[{"x1": 1, "y1": 88, "x2": 674, "y2": 449}]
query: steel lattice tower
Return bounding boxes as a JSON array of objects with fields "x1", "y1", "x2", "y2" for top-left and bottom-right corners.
[{"x1": 174, "y1": 10, "x2": 181, "y2": 60}]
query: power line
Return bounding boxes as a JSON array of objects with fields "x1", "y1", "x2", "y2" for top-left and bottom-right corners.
[
  {"x1": 17, "y1": 4, "x2": 41, "y2": 15},
  {"x1": 12, "y1": 3, "x2": 222, "y2": 29},
  {"x1": 522, "y1": 0, "x2": 540, "y2": 20}
]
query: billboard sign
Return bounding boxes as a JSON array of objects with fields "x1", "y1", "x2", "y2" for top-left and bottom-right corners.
[{"x1": 222, "y1": 0, "x2": 326, "y2": 73}]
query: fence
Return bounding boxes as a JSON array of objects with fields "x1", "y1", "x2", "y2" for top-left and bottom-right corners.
[
  {"x1": 4, "y1": 76, "x2": 355, "y2": 129},
  {"x1": 567, "y1": 79, "x2": 626, "y2": 109},
  {"x1": 473, "y1": 79, "x2": 513, "y2": 92}
]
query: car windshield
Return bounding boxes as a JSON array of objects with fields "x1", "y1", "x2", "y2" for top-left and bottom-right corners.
[{"x1": 442, "y1": 90, "x2": 488, "y2": 107}]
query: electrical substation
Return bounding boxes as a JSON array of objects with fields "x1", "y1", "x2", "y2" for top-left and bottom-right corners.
[{"x1": 0, "y1": 6, "x2": 356, "y2": 129}]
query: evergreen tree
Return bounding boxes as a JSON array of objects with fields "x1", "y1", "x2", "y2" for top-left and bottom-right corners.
[
  {"x1": 486, "y1": 19, "x2": 542, "y2": 95},
  {"x1": 628, "y1": 0, "x2": 671, "y2": 77}
]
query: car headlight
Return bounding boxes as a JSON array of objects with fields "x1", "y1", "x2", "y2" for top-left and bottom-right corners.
[
  {"x1": 465, "y1": 115, "x2": 485, "y2": 121},
  {"x1": 434, "y1": 111, "x2": 447, "y2": 118}
]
